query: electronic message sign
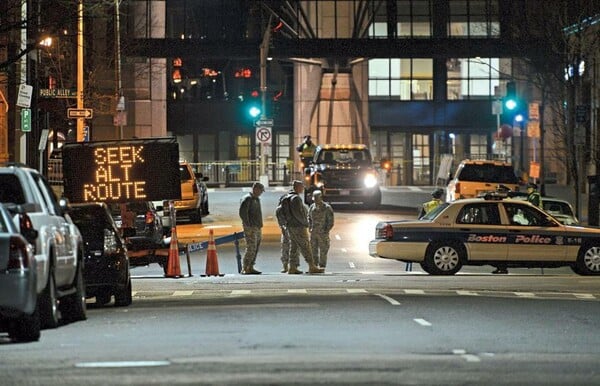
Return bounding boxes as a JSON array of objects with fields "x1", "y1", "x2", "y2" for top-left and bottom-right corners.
[{"x1": 62, "y1": 137, "x2": 181, "y2": 203}]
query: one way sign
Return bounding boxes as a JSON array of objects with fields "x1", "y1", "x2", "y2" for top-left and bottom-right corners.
[{"x1": 67, "y1": 108, "x2": 94, "y2": 119}]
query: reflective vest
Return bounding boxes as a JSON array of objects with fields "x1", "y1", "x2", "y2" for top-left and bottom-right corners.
[
  {"x1": 527, "y1": 192, "x2": 542, "y2": 208},
  {"x1": 299, "y1": 143, "x2": 316, "y2": 159},
  {"x1": 422, "y1": 199, "x2": 442, "y2": 214}
]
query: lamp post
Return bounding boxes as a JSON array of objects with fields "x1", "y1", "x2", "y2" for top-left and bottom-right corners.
[{"x1": 76, "y1": 0, "x2": 85, "y2": 142}]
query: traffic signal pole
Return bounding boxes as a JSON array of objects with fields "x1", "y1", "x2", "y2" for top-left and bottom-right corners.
[{"x1": 258, "y1": 16, "x2": 272, "y2": 180}]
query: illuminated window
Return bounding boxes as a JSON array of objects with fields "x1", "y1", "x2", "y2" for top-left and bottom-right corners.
[
  {"x1": 446, "y1": 57, "x2": 510, "y2": 100},
  {"x1": 369, "y1": 0, "x2": 432, "y2": 38},
  {"x1": 448, "y1": 0, "x2": 500, "y2": 37},
  {"x1": 368, "y1": 58, "x2": 433, "y2": 100}
]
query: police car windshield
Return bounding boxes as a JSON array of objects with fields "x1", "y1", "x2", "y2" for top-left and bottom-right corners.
[
  {"x1": 458, "y1": 164, "x2": 519, "y2": 184},
  {"x1": 421, "y1": 202, "x2": 449, "y2": 220},
  {"x1": 318, "y1": 149, "x2": 371, "y2": 166}
]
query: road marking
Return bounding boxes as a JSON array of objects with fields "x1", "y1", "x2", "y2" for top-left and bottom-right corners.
[
  {"x1": 514, "y1": 292, "x2": 536, "y2": 298},
  {"x1": 230, "y1": 290, "x2": 251, "y2": 295},
  {"x1": 335, "y1": 234, "x2": 341, "y2": 240},
  {"x1": 348, "y1": 262, "x2": 356, "y2": 269},
  {"x1": 574, "y1": 293, "x2": 596, "y2": 299},
  {"x1": 172, "y1": 291, "x2": 194, "y2": 296},
  {"x1": 288, "y1": 289, "x2": 307, "y2": 294},
  {"x1": 347, "y1": 289, "x2": 368, "y2": 293},
  {"x1": 452, "y1": 349, "x2": 481, "y2": 362},
  {"x1": 75, "y1": 361, "x2": 170, "y2": 368},
  {"x1": 375, "y1": 293, "x2": 401, "y2": 305},
  {"x1": 456, "y1": 290, "x2": 479, "y2": 296},
  {"x1": 414, "y1": 318, "x2": 431, "y2": 327},
  {"x1": 405, "y1": 289, "x2": 425, "y2": 295}
]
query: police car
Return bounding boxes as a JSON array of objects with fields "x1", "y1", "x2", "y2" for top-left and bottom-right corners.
[{"x1": 368, "y1": 194, "x2": 600, "y2": 275}]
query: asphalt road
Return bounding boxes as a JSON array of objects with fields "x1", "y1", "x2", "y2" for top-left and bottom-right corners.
[{"x1": 1, "y1": 188, "x2": 599, "y2": 385}]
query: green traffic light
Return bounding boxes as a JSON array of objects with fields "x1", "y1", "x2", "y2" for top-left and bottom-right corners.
[
  {"x1": 505, "y1": 99, "x2": 517, "y2": 110},
  {"x1": 249, "y1": 106, "x2": 261, "y2": 118}
]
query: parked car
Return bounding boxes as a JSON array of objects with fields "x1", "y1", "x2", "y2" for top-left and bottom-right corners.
[
  {"x1": 446, "y1": 159, "x2": 521, "y2": 201},
  {"x1": 70, "y1": 203, "x2": 132, "y2": 307},
  {"x1": 108, "y1": 201, "x2": 164, "y2": 249},
  {"x1": 0, "y1": 163, "x2": 86, "y2": 329},
  {"x1": 0, "y1": 203, "x2": 40, "y2": 342},
  {"x1": 164, "y1": 161, "x2": 209, "y2": 224},
  {"x1": 369, "y1": 193, "x2": 600, "y2": 275}
]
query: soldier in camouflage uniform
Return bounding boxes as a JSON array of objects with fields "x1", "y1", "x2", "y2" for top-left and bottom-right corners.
[
  {"x1": 286, "y1": 181, "x2": 324, "y2": 274},
  {"x1": 239, "y1": 182, "x2": 264, "y2": 274},
  {"x1": 308, "y1": 190, "x2": 334, "y2": 269},
  {"x1": 275, "y1": 188, "x2": 294, "y2": 273}
]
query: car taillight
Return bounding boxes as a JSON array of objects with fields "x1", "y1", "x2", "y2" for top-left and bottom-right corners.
[
  {"x1": 376, "y1": 223, "x2": 393, "y2": 240},
  {"x1": 19, "y1": 213, "x2": 36, "y2": 253},
  {"x1": 455, "y1": 182, "x2": 461, "y2": 194},
  {"x1": 8, "y1": 236, "x2": 29, "y2": 270},
  {"x1": 145, "y1": 210, "x2": 155, "y2": 224}
]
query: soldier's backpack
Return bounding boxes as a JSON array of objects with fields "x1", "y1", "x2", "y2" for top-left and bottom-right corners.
[{"x1": 275, "y1": 193, "x2": 293, "y2": 226}]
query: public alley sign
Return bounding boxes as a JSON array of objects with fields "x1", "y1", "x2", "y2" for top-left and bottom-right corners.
[{"x1": 62, "y1": 137, "x2": 181, "y2": 203}]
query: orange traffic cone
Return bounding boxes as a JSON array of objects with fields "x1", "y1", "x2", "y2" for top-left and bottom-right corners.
[
  {"x1": 204, "y1": 229, "x2": 222, "y2": 276},
  {"x1": 165, "y1": 227, "x2": 182, "y2": 278}
]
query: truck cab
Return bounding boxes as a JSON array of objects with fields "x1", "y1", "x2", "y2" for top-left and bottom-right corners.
[{"x1": 304, "y1": 144, "x2": 381, "y2": 209}]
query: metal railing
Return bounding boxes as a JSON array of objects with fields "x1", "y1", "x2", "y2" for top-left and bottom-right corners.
[{"x1": 189, "y1": 161, "x2": 298, "y2": 187}]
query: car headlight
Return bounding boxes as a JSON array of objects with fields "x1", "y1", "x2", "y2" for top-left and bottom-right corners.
[{"x1": 364, "y1": 173, "x2": 378, "y2": 188}]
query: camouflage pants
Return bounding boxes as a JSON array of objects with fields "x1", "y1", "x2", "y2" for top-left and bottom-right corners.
[
  {"x1": 310, "y1": 230, "x2": 330, "y2": 267},
  {"x1": 280, "y1": 226, "x2": 290, "y2": 264},
  {"x1": 287, "y1": 226, "x2": 315, "y2": 268},
  {"x1": 242, "y1": 226, "x2": 262, "y2": 268}
]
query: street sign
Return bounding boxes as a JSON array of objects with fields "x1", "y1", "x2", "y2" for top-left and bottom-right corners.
[
  {"x1": 255, "y1": 118, "x2": 274, "y2": 127},
  {"x1": 20, "y1": 108, "x2": 31, "y2": 132},
  {"x1": 527, "y1": 121, "x2": 540, "y2": 138},
  {"x1": 256, "y1": 126, "x2": 272, "y2": 145},
  {"x1": 528, "y1": 102, "x2": 539, "y2": 121},
  {"x1": 67, "y1": 108, "x2": 93, "y2": 119},
  {"x1": 39, "y1": 88, "x2": 77, "y2": 98},
  {"x1": 17, "y1": 84, "x2": 33, "y2": 108}
]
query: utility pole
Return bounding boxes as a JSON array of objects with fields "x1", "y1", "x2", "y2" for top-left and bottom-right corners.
[
  {"x1": 258, "y1": 16, "x2": 272, "y2": 181},
  {"x1": 0, "y1": 34, "x2": 8, "y2": 163},
  {"x1": 76, "y1": 0, "x2": 85, "y2": 142}
]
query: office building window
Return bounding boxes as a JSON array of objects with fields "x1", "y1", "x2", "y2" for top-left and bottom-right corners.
[
  {"x1": 369, "y1": 58, "x2": 433, "y2": 100},
  {"x1": 448, "y1": 0, "x2": 500, "y2": 37},
  {"x1": 446, "y1": 57, "x2": 510, "y2": 100},
  {"x1": 369, "y1": 0, "x2": 432, "y2": 38}
]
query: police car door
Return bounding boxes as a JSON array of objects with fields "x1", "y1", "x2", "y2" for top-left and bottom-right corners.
[
  {"x1": 502, "y1": 202, "x2": 567, "y2": 261},
  {"x1": 457, "y1": 203, "x2": 507, "y2": 261}
]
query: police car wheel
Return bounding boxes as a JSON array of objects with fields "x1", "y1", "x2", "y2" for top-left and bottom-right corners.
[
  {"x1": 576, "y1": 245, "x2": 600, "y2": 275},
  {"x1": 424, "y1": 242, "x2": 464, "y2": 275}
]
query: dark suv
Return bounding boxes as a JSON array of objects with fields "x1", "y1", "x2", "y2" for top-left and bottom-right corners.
[{"x1": 304, "y1": 144, "x2": 381, "y2": 209}]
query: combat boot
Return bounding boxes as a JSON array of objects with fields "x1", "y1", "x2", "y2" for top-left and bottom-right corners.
[
  {"x1": 281, "y1": 263, "x2": 288, "y2": 273},
  {"x1": 245, "y1": 266, "x2": 262, "y2": 275},
  {"x1": 308, "y1": 264, "x2": 324, "y2": 274},
  {"x1": 287, "y1": 266, "x2": 303, "y2": 274}
]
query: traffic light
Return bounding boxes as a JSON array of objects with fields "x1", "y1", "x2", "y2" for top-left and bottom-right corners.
[
  {"x1": 248, "y1": 105, "x2": 261, "y2": 118},
  {"x1": 504, "y1": 81, "x2": 517, "y2": 111}
]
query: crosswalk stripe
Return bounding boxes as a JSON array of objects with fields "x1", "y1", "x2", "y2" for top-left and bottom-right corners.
[
  {"x1": 414, "y1": 318, "x2": 431, "y2": 326},
  {"x1": 405, "y1": 289, "x2": 425, "y2": 295},
  {"x1": 230, "y1": 290, "x2": 251, "y2": 295},
  {"x1": 456, "y1": 290, "x2": 479, "y2": 296},
  {"x1": 514, "y1": 292, "x2": 536, "y2": 298},
  {"x1": 172, "y1": 291, "x2": 194, "y2": 296},
  {"x1": 574, "y1": 293, "x2": 596, "y2": 299},
  {"x1": 346, "y1": 289, "x2": 367, "y2": 293},
  {"x1": 287, "y1": 289, "x2": 307, "y2": 294}
]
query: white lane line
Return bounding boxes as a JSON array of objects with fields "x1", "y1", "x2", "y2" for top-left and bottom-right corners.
[
  {"x1": 574, "y1": 293, "x2": 596, "y2": 299},
  {"x1": 341, "y1": 248, "x2": 348, "y2": 253},
  {"x1": 452, "y1": 349, "x2": 481, "y2": 362},
  {"x1": 514, "y1": 292, "x2": 536, "y2": 298},
  {"x1": 347, "y1": 289, "x2": 368, "y2": 293},
  {"x1": 413, "y1": 318, "x2": 432, "y2": 327},
  {"x1": 456, "y1": 290, "x2": 479, "y2": 296},
  {"x1": 335, "y1": 234, "x2": 342, "y2": 240},
  {"x1": 172, "y1": 291, "x2": 194, "y2": 296},
  {"x1": 230, "y1": 290, "x2": 251, "y2": 295},
  {"x1": 348, "y1": 262, "x2": 356, "y2": 269},
  {"x1": 405, "y1": 289, "x2": 425, "y2": 295},
  {"x1": 288, "y1": 289, "x2": 307, "y2": 294},
  {"x1": 375, "y1": 293, "x2": 401, "y2": 306},
  {"x1": 75, "y1": 361, "x2": 170, "y2": 368},
  {"x1": 408, "y1": 186, "x2": 421, "y2": 191}
]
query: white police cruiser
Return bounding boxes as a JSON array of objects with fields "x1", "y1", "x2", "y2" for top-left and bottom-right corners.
[{"x1": 369, "y1": 193, "x2": 600, "y2": 275}]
